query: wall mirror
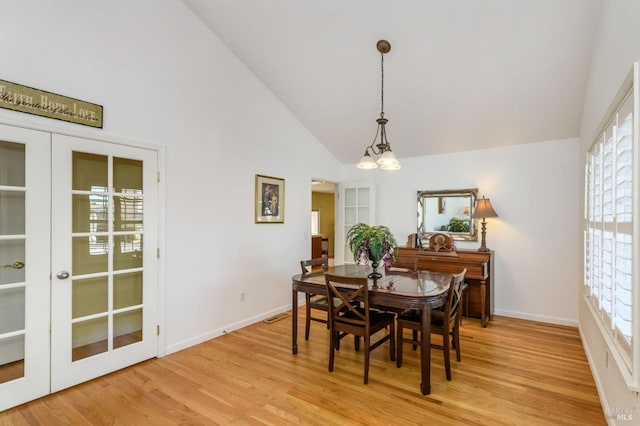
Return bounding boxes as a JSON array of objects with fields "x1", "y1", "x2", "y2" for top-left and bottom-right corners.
[{"x1": 417, "y1": 188, "x2": 478, "y2": 241}]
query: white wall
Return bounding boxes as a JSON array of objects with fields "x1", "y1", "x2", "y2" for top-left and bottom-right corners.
[
  {"x1": 0, "y1": 0, "x2": 341, "y2": 354},
  {"x1": 578, "y1": 0, "x2": 640, "y2": 420},
  {"x1": 343, "y1": 138, "x2": 580, "y2": 325}
]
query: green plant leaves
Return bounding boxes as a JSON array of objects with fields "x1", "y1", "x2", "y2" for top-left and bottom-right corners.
[{"x1": 346, "y1": 223, "x2": 397, "y2": 264}]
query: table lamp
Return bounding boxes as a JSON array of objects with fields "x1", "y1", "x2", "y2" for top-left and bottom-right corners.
[{"x1": 472, "y1": 196, "x2": 498, "y2": 252}]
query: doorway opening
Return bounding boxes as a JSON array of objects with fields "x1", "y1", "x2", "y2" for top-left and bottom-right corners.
[{"x1": 310, "y1": 179, "x2": 336, "y2": 266}]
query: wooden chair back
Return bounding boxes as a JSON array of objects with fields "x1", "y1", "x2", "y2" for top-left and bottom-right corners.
[
  {"x1": 300, "y1": 257, "x2": 329, "y2": 274},
  {"x1": 325, "y1": 274, "x2": 370, "y2": 331},
  {"x1": 388, "y1": 256, "x2": 418, "y2": 272},
  {"x1": 443, "y1": 268, "x2": 466, "y2": 330}
]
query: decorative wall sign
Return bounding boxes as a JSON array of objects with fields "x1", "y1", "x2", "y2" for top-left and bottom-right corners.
[
  {"x1": 255, "y1": 174, "x2": 285, "y2": 223},
  {"x1": 0, "y1": 79, "x2": 103, "y2": 128}
]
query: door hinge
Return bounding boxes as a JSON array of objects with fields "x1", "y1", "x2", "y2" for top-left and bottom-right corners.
[
  {"x1": 157, "y1": 248, "x2": 160, "y2": 258},
  {"x1": 156, "y1": 325, "x2": 160, "y2": 336},
  {"x1": 156, "y1": 172, "x2": 160, "y2": 182}
]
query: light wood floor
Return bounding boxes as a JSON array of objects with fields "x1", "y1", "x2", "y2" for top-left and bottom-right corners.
[{"x1": 1, "y1": 313, "x2": 605, "y2": 425}]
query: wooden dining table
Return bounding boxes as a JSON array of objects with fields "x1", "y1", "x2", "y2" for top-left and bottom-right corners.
[{"x1": 291, "y1": 264, "x2": 452, "y2": 395}]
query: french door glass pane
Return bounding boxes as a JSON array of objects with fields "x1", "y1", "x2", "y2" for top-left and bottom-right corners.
[
  {"x1": 0, "y1": 287, "x2": 25, "y2": 334},
  {"x1": 114, "y1": 272, "x2": 143, "y2": 309},
  {"x1": 345, "y1": 188, "x2": 356, "y2": 205},
  {"x1": 72, "y1": 152, "x2": 107, "y2": 192},
  {"x1": 114, "y1": 235, "x2": 143, "y2": 270},
  {"x1": 114, "y1": 157, "x2": 143, "y2": 193},
  {"x1": 345, "y1": 207, "x2": 356, "y2": 224},
  {"x1": 72, "y1": 236, "x2": 108, "y2": 275},
  {"x1": 72, "y1": 317, "x2": 108, "y2": 361},
  {"x1": 0, "y1": 192, "x2": 25, "y2": 235},
  {"x1": 0, "y1": 240, "x2": 25, "y2": 285},
  {"x1": 72, "y1": 277, "x2": 108, "y2": 319},
  {"x1": 113, "y1": 309, "x2": 142, "y2": 349},
  {"x1": 357, "y1": 188, "x2": 370, "y2": 206},
  {"x1": 357, "y1": 207, "x2": 370, "y2": 223},
  {"x1": 114, "y1": 196, "x2": 143, "y2": 232},
  {"x1": 0, "y1": 141, "x2": 25, "y2": 186},
  {"x1": 0, "y1": 335, "x2": 24, "y2": 384},
  {"x1": 72, "y1": 194, "x2": 108, "y2": 234}
]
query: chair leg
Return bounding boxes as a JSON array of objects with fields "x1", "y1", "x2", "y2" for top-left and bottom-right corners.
[
  {"x1": 396, "y1": 323, "x2": 403, "y2": 368},
  {"x1": 328, "y1": 330, "x2": 335, "y2": 372},
  {"x1": 412, "y1": 329, "x2": 418, "y2": 351},
  {"x1": 354, "y1": 335, "x2": 360, "y2": 351},
  {"x1": 453, "y1": 325, "x2": 461, "y2": 362},
  {"x1": 304, "y1": 294, "x2": 311, "y2": 341},
  {"x1": 443, "y1": 332, "x2": 452, "y2": 380},
  {"x1": 363, "y1": 335, "x2": 370, "y2": 384},
  {"x1": 389, "y1": 319, "x2": 396, "y2": 362}
]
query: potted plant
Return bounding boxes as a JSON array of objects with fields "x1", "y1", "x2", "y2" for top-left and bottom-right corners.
[
  {"x1": 346, "y1": 223, "x2": 398, "y2": 279},
  {"x1": 447, "y1": 217, "x2": 470, "y2": 233}
]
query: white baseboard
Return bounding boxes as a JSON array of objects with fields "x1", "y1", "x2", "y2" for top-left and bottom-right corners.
[
  {"x1": 493, "y1": 309, "x2": 578, "y2": 327},
  {"x1": 165, "y1": 304, "x2": 292, "y2": 355},
  {"x1": 578, "y1": 325, "x2": 612, "y2": 425}
]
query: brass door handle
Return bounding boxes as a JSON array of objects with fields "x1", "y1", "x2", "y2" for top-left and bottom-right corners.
[{"x1": 2, "y1": 261, "x2": 25, "y2": 270}]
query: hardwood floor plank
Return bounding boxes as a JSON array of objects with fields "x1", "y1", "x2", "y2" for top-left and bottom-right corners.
[{"x1": 0, "y1": 314, "x2": 604, "y2": 425}]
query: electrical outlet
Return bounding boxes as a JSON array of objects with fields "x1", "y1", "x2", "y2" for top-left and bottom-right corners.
[{"x1": 240, "y1": 292, "x2": 246, "y2": 302}]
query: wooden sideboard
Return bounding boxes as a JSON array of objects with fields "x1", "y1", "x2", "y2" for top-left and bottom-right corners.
[{"x1": 395, "y1": 247, "x2": 494, "y2": 327}]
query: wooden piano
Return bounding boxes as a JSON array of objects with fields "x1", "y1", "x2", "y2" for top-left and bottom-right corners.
[{"x1": 395, "y1": 247, "x2": 494, "y2": 327}]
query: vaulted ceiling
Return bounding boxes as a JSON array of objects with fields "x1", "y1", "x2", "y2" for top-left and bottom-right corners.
[{"x1": 182, "y1": 0, "x2": 603, "y2": 164}]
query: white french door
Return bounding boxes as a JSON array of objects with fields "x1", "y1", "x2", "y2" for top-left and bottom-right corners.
[
  {"x1": 0, "y1": 121, "x2": 160, "y2": 409},
  {"x1": 50, "y1": 133, "x2": 159, "y2": 392},
  {"x1": 340, "y1": 182, "x2": 375, "y2": 264},
  {"x1": 0, "y1": 124, "x2": 51, "y2": 411}
]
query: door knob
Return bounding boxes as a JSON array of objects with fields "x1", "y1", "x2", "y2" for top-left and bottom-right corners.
[
  {"x1": 2, "y1": 261, "x2": 25, "y2": 270},
  {"x1": 56, "y1": 271, "x2": 70, "y2": 280}
]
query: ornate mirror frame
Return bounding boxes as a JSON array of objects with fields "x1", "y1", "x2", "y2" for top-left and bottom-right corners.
[{"x1": 417, "y1": 188, "x2": 478, "y2": 241}]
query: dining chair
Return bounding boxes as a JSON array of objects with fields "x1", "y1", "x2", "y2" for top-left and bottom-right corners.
[
  {"x1": 300, "y1": 257, "x2": 330, "y2": 341},
  {"x1": 387, "y1": 256, "x2": 418, "y2": 272},
  {"x1": 325, "y1": 273, "x2": 396, "y2": 384},
  {"x1": 396, "y1": 268, "x2": 467, "y2": 380}
]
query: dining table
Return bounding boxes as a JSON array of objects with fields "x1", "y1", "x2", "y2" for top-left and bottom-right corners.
[{"x1": 291, "y1": 264, "x2": 452, "y2": 395}]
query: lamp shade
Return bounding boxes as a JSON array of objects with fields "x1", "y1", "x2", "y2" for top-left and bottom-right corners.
[
  {"x1": 380, "y1": 161, "x2": 401, "y2": 170},
  {"x1": 357, "y1": 152, "x2": 378, "y2": 169},
  {"x1": 472, "y1": 197, "x2": 498, "y2": 219},
  {"x1": 376, "y1": 149, "x2": 397, "y2": 166}
]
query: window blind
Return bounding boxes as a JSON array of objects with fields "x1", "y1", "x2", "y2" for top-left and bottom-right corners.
[{"x1": 584, "y1": 63, "x2": 639, "y2": 390}]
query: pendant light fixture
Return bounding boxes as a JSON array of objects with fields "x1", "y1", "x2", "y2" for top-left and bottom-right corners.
[{"x1": 357, "y1": 39, "x2": 401, "y2": 171}]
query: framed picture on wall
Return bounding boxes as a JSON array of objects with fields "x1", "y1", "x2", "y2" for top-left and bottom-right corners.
[{"x1": 255, "y1": 174, "x2": 285, "y2": 223}]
